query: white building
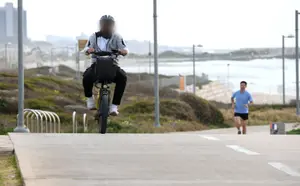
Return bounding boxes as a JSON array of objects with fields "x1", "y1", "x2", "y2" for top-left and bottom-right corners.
[{"x1": 0, "y1": 2, "x2": 28, "y2": 43}]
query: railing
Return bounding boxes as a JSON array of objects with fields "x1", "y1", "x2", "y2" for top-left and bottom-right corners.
[
  {"x1": 72, "y1": 111, "x2": 88, "y2": 133},
  {"x1": 17, "y1": 109, "x2": 61, "y2": 133}
]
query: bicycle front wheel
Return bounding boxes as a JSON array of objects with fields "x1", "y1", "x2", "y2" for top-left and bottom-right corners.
[{"x1": 99, "y1": 94, "x2": 109, "y2": 134}]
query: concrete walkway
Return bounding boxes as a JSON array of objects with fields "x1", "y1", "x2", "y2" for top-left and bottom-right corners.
[
  {"x1": 7, "y1": 125, "x2": 300, "y2": 186},
  {"x1": 0, "y1": 135, "x2": 13, "y2": 155}
]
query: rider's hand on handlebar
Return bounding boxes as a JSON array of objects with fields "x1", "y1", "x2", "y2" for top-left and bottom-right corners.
[
  {"x1": 87, "y1": 48, "x2": 95, "y2": 53},
  {"x1": 118, "y1": 49, "x2": 127, "y2": 55}
]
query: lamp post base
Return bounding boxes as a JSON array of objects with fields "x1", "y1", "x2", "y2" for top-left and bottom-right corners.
[{"x1": 13, "y1": 126, "x2": 30, "y2": 133}]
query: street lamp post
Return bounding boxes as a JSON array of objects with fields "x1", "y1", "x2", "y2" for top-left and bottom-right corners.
[
  {"x1": 227, "y1": 63, "x2": 230, "y2": 88},
  {"x1": 4, "y1": 43, "x2": 8, "y2": 68},
  {"x1": 282, "y1": 35, "x2": 294, "y2": 105},
  {"x1": 192, "y1": 44, "x2": 203, "y2": 94},
  {"x1": 4, "y1": 43, "x2": 12, "y2": 68},
  {"x1": 148, "y1": 41, "x2": 151, "y2": 74},
  {"x1": 14, "y1": 0, "x2": 29, "y2": 133},
  {"x1": 295, "y1": 10, "x2": 300, "y2": 115},
  {"x1": 50, "y1": 48, "x2": 54, "y2": 72},
  {"x1": 153, "y1": 0, "x2": 160, "y2": 127}
]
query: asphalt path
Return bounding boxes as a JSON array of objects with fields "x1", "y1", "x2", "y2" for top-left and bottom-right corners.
[{"x1": 8, "y1": 125, "x2": 300, "y2": 186}]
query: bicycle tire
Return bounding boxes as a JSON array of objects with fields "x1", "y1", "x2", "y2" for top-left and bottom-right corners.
[{"x1": 99, "y1": 94, "x2": 109, "y2": 134}]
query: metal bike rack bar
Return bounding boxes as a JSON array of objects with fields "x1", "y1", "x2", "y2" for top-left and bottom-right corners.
[
  {"x1": 72, "y1": 112, "x2": 88, "y2": 133},
  {"x1": 72, "y1": 111, "x2": 77, "y2": 133},
  {"x1": 17, "y1": 109, "x2": 61, "y2": 133},
  {"x1": 83, "y1": 113, "x2": 88, "y2": 133}
]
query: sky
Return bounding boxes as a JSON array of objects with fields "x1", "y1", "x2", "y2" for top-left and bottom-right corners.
[{"x1": 0, "y1": 0, "x2": 299, "y2": 49}]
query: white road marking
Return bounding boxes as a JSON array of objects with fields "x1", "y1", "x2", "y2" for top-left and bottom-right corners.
[
  {"x1": 268, "y1": 162, "x2": 300, "y2": 177},
  {"x1": 199, "y1": 135, "x2": 220, "y2": 141},
  {"x1": 226, "y1": 145, "x2": 260, "y2": 155}
]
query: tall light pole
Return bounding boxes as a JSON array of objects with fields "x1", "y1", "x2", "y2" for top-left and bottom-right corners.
[
  {"x1": 153, "y1": 0, "x2": 160, "y2": 127},
  {"x1": 282, "y1": 34, "x2": 294, "y2": 105},
  {"x1": 14, "y1": 0, "x2": 29, "y2": 133},
  {"x1": 227, "y1": 63, "x2": 230, "y2": 88},
  {"x1": 295, "y1": 10, "x2": 300, "y2": 115},
  {"x1": 148, "y1": 41, "x2": 151, "y2": 74},
  {"x1": 4, "y1": 43, "x2": 8, "y2": 68},
  {"x1": 192, "y1": 44, "x2": 203, "y2": 94}
]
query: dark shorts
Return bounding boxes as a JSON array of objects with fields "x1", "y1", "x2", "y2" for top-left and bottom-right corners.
[{"x1": 234, "y1": 113, "x2": 249, "y2": 120}]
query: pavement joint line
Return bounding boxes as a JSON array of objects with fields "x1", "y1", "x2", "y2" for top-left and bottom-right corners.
[
  {"x1": 226, "y1": 145, "x2": 260, "y2": 155},
  {"x1": 268, "y1": 162, "x2": 300, "y2": 177},
  {"x1": 199, "y1": 135, "x2": 221, "y2": 141}
]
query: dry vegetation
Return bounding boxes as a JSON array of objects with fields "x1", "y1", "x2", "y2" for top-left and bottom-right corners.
[
  {"x1": 0, "y1": 156, "x2": 22, "y2": 186},
  {"x1": 0, "y1": 65, "x2": 299, "y2": 134}
]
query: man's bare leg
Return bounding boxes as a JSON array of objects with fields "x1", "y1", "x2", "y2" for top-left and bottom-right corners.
[
  {"x1": 234, "y1": 117, "x2": 241, "y2": 134},
  {"x1": 241, "y1": 119, "x2": 247, "y2": 134}
]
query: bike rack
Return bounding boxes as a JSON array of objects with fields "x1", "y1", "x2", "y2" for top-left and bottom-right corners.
[
  {"x1": 72, "y1": 111, "x2": 77, "y2": 133},
  {"x1": 72, "y1": 111, "x2": 88, "y2": 133},
  {"x1": 83, "y1": 113, "x2": 88, "y2": 133},
  {"x1": 17, "y1": 109, "x2": 61, "y2": 133}
]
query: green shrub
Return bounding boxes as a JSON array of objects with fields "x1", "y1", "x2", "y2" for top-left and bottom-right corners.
[
  {"x1": 0, "y1": 72, "x2": 17, "y2": 77},
  {"x1": 179, "y1": 93, "x2": 225, "y2": 125},
  {"x1": 0, "y1": 82, "x2": 17, "y2": 90},
  {"x1": 121, "y1": 99, "x2": 196, "y2": 121},
  {"x1": 0, "y1": 98, "x2": 8, "y2": 110},
  {"x1": 287, "y1": 128, "x2": 300, "y2": 135},
  {"x1": 25, "y1": 98, "x2": 57, "y2": 110},
  {"x1": 0, "y1": 124, "x2": 13, "y2": 135},
  {"x1": 0, "y1": 98, "x2": 17, "y2": 114}
]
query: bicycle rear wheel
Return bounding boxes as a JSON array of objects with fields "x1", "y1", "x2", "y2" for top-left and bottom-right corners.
[{"x1": 99, "y1": 94, "x2": 109, "y2": 134}]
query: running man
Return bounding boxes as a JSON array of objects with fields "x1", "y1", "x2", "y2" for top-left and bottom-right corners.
[{"x1": 231, "y1": 81, "x2": 253, "y2": 134}]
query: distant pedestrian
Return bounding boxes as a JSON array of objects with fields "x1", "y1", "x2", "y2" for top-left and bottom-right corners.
[{"x1": 231, "y1": 81, "x2": 253, "y2": 134}]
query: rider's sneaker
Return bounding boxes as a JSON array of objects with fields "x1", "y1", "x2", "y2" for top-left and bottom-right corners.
[
  {"x1": 110, "y1": 104, "x2": 119, "y2": 116},
  {"x1": 237, "y1": 130, "x2": 241, "y2": 135},
  {"x1": 86, "y1": 97, "x2": 96, "y2": 110}
]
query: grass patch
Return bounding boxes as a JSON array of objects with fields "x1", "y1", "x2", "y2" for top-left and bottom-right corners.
[
  {"x1": 221, "y1": 108, "x2": 300, "y2": 126},
  {"x1": 0, "y1": 155, "x2": 22, "y2": 186},
  {"x1": 287, "y1": 128, "x2": 300, "y2": 135},
  {"x1": 25, "y1": 98, "x2": 57, "y2": 111},
  {"x1": 0, "y1": 82, "x2": 17, "y2": 90},
  {"x1": 0, "y1": 72, "x2": 17, "y2": 78}
]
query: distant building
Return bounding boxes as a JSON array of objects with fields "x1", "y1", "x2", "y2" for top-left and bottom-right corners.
[
  {"x1": 0, "y1": 2, "x2": 28, "y2": 44},
  {"x1": 45, "y1": 35, "x2": 76, "y2": 47}
]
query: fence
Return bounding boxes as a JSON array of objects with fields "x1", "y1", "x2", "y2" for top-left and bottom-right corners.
[
  {"x1": 18, "y1": 109, "x2": 61, "y2": 133},
  {"x1": 72, "y1": 111, "x2": 88, "y2": 133}
]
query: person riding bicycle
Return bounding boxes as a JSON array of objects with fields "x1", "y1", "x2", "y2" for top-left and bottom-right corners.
[{"x1": 83, "y1": 15, "x2": 128, "y2": 116}]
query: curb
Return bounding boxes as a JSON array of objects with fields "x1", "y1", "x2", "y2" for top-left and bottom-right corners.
[{"x1": 0, "y1": 135, "x2": 14, "y2": 156}]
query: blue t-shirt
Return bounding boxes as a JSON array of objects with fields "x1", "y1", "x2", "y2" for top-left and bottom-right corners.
[{"x1": 232, "y1": 90, "x2": 253, "y2": 113}]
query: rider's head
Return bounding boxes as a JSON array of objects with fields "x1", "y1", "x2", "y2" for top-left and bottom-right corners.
[{"x1": 99, "y1": 15, "x2": 115, "y2": 34}]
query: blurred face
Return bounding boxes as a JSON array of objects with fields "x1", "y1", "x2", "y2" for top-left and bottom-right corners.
[
  {"x1": 100, "y1": 20, "x2": 115, "y2": 33},
  {"x1": 240, "y1": 83, "x2": 246, "y2": 90}
]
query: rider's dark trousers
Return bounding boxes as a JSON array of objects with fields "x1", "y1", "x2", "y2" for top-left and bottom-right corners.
[{"x1": 82, "y1": 63, "x2": 127, "y2": 105}]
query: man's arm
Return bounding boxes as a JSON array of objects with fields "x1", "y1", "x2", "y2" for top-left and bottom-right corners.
[
  {"x1": 82, "y1": 34, "x2": 96, "y2": 55},
  {"x1": 115, "y1": 33, "x2": 129, "y2": 56},
  {"x1": 248, "y1": 93, "x2": 254, "y2": 104},
  {"x1": 231, "y1": 91, "x2": 236, "y2": 109}
]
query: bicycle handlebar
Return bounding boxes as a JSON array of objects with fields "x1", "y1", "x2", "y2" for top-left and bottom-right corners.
[{"x1": 89, "y1": 50, "x2": 120, "y2": 56}]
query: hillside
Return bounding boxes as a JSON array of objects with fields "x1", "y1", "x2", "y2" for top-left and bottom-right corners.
[
  {"x1": 0, "y1": 66, "x2": 225, "y2": 133},
  {"x1": 0, "y1": 65, "x2": 299, "y2": 134}
]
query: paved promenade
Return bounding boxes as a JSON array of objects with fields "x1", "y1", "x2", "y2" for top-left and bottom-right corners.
[{"x1": 5, "y1": 125, "x2": 300, "y2": 186}]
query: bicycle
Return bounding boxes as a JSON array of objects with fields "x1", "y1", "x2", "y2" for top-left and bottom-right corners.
[{"x1": 91, "y1": 50, "x2": 119, "y2": 134}]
